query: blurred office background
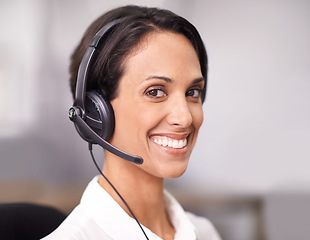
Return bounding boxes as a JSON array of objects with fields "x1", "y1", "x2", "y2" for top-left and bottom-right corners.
[{"x1": 1, "y1": 0, "x2": 310, "y2": 239}]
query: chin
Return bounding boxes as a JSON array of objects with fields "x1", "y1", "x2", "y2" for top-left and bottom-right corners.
[
  {"x1": 165, "y1": 169, "x2": 187, "y2": 179},
  {"x1": 153, "y1": 160, "x2": 189, "y2": 179}
]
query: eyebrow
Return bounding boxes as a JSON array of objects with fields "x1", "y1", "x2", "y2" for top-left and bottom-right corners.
[
  {"x1": 144, "y1": 75, "x2": 205, "y2": 84},
  {"x1": 192, "y1": 77, "x2": 205, "y2": 84},
  {"x1": 144, "y1": 75, "x2": 173, "y2": 83}
]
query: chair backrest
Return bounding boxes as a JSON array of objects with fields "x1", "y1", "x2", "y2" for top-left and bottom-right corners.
[{"x1": 0, "y1": 203, "x2": 66, "y2": 240}]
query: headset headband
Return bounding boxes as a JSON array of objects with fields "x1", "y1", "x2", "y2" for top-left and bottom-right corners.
[{"x1": 74, "y1": 18, "x2": 126, "y2": 112}]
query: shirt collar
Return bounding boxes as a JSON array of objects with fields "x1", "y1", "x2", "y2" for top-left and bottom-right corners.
[
  {"x1": 164, "y1": 190, "x2": 198, "y2": 240},
  {"x1": 80, "y1": 176, "x2": 198, "y2": 240}
]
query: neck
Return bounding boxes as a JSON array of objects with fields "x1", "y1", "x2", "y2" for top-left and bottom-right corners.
[{"x1": 98, "y1": 152, "x2": 175, "y2": 240}]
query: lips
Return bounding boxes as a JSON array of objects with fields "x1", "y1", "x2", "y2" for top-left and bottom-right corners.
[{"x1": 150, "y1": 135, "x2": 188, "y2": 149}]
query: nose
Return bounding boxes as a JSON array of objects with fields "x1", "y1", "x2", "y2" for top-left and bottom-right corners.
[{"x1": 167, "y1": 96, "x2": 193, "y2": 128}]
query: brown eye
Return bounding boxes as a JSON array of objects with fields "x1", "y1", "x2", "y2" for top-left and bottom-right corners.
[
  {"x1": 146, "y1": 89, "x2": 166, "y2": 98},
  {"x1": 186, "y1": 89, "x2": 201, "y2": 98}
]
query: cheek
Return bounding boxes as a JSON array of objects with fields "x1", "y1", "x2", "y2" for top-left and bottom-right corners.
[
  {"x1": 110, "y1": 99, "x2": 133, "y2": 142},
  {"x1": 111, "y1": 99, "x2": 157, "y2": 141},
  {"x1": 193, "y1": 105, "x2": 204, "y2": 131}
]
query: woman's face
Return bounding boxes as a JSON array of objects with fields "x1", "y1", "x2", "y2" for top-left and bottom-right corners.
[{"x1": 109, "y1": 31, "x2": 204, "y2": 179}]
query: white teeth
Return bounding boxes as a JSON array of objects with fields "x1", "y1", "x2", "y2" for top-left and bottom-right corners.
[
  {"x1": 173, "y1": 140, "x2": 178, "y2": 148},
  {"x1": 152, "y1": 137, "x2": 187, "y2": 149},
  {"x1": 162, "y1": 138, "x2": 168, "y2": 147}
]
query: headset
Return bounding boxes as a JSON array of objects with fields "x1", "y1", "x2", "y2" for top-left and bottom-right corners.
[
  {"x1": 68, "y1": 18, "x2": 149, "y2": 239},
  {"x1": 68, "y1": 18, "x2": 143, "y2": 165}
]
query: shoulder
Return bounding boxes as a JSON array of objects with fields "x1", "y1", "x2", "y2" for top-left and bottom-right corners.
[
  {"x1": 186, "y1": 212, "x2": 222, "y2": 240},
  {"x1": 41, "y1": 205, "x2": 112, "y2": 240},
  {"x1": 41, "y1": 205, "x2": 86, "y2": 240}
]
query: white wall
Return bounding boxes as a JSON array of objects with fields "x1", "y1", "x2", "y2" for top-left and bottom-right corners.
[{"x1": 1, "y1": 0, "x2": 310, "y2": 197}]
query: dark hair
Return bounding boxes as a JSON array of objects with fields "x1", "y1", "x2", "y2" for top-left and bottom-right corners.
[{"x1": 69, "y1": 5, "x2": 208, "y2": 102}]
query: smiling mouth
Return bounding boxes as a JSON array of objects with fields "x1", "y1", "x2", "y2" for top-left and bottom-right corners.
[{"x1": 151, "y1": 137, "x2": 188, "y2": 149}]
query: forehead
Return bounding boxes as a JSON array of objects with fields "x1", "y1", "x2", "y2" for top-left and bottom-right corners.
[{"x1": 122, "y1": 31, "x2": 202, "y2": 79}]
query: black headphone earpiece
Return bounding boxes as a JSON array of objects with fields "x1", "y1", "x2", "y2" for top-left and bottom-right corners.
[{"x1": 76, "y1": 90, "x2": 115, "y2": 142}]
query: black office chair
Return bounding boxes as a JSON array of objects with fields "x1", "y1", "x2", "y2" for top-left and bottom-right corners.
[{"x1": 0, "y1": 203, "x2": 66, "y2": 240}]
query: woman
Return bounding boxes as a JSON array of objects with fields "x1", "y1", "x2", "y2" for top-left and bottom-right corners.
[{"x1": 43, "y1": 5, "x2": 221, "y2": 240}]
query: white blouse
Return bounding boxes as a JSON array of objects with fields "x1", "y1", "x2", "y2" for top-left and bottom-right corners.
[{"x1": 42, "y1": 176, "x2": 221, "y2": 240}]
